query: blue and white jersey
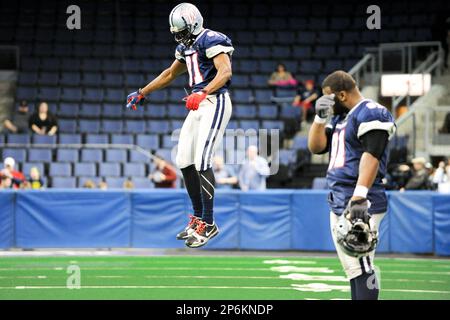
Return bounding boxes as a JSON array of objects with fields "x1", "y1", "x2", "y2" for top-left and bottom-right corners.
[
  {"x1": 325, "y1": 99, "x2": 396, "y2": 214},
  {"x1": 175, "y1": 29, "x2": 234, "y2": 94}
]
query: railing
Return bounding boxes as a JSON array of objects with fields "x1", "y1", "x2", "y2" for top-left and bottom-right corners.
[
  {"x1": 424, "y1": 106, "x2": 450, "y2": 156},
  {"x1": 348, "y1": 53, "x2": 376, "y2": 86}
]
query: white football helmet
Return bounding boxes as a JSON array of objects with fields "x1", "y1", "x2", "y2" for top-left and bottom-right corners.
[
  {"x1": 169, "y1": 3, "x2": 204, "y2": 46},
  {"x1": 334, "y1": 214, "x2": 378, "y2": 258}
]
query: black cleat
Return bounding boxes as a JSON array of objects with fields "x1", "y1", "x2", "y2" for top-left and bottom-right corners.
[
  {"x1": 185, "y1": 221, "x2": 219, "y2": 248},
  {"x1": 176, "y1": 215, "x2": 201, "y2": 240}
]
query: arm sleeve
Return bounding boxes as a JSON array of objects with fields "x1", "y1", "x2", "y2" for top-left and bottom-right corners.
[{"x1": 360, "y1": 130, "x2": 389, "y2": 160}]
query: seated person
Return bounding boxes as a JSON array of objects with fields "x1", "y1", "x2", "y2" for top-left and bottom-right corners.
[
  {"x1": 3, "y1": 100, "x2": 30, "y2": 133},
  {"x1": 149, "y1": 157, "x2": 177, "y2": 188},
  {"x1": 28, "y1": 167, "x2": 44, "y2": 190},
  {"x1": 213, "y1": 156, "x2": 238, "y2": 189},
  {"x1": 268, "y1": 63, "x2": 297, "y2": 87},
  {"x1": 292, "y1": 80, "x2": 319, "y2": 122},
  {"x1": 401, "y1": 157, "x2": 431, "y2": 191},
  {"x1": 239, "y1": 146, "x2": 270, "y2": 191},
  {"x1": 28, "y1": 101, "x2": 58, "y2": 136},
  {"x1": 0, "y1": 157, "x2": 25, "y2": 189}
]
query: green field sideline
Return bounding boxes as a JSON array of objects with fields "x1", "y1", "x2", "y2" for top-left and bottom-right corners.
[{"x1": 0, "y1": 255, "x2": 449, "y2": 300}]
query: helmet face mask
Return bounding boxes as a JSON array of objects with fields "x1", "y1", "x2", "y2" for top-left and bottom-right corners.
[
  {"x1": 169, "y1": 3, "x2": 204, "y2": 47},
  {"x1": 335, "y1": 215, "x2": 378, "y2": 258}
]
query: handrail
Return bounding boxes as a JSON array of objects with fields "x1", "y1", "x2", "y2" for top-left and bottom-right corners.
[{"x1": 348, "y1": 53, "x2": 375, "y2": 86}]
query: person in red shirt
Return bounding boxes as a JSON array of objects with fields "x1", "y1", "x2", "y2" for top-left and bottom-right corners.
[
  {"x1": 0, "y1": 157, "x2": 25, "y2": 189},
  {"x1": 149, "y1": 157, "x2": 177, "y2": 188}
]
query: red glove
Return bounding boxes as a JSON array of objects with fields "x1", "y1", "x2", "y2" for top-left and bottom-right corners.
[{"x1": 185, "y1": 90, "x2": 207, "y2": 111}]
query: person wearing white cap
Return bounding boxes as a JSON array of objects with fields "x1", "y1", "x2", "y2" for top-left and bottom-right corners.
[
  {"x1": 0, "y1": 157, "x2": 25, "y2": 189},
  {"x1": 401, "y1": 157, "x2": 430, "y2": 190}
]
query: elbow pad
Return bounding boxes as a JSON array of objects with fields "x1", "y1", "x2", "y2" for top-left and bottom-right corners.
[{"x1": 360, "y1": 130, "x2": 389, "y2": 160}]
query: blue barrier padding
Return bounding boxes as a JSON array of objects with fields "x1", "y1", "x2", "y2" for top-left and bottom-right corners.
[
  {"x1": 15, "y1": 190, "x2": 130, "y2": 248},
  {"x1": 131, "y1": 190, "x2": 186, "y2": 248},
  {"x1": 240, "y1": 190, "x2": 292, "y2": 250},
  {"x1": 0, "y1": 191, "x2": 14, "y2": 248},
  {"x1": 206, "y1": 191, "x2": 240, "y2": 249},
  {"x1": 389, "y1": 192, "x2": 434, "y2": 253},
  {"x1": 433, "y1": 195, "x2": 450, "y2": 256},
  {"x1": 1, "y1": 189, "x2": 448, "y2": 255},
  {"x1": 291, "y1": 191, "x2": 334, "y2": 251}
]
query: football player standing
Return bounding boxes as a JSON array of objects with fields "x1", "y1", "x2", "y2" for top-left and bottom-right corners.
[
  {"x1": 126, "y1": 3, "x2": 233, "y2": 248},
  {"x1": 308, "y1": 71, "x2": 396, "y2": 300}
]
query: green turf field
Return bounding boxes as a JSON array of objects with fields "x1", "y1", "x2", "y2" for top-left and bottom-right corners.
[{"x1": 0, "y1": 255, "x2": 449, "y2": 300}]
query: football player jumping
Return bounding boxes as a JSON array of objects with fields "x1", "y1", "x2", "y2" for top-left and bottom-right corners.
[
  {"x1": 126, "y1": 3, "x2": 233, "y2": 248},
  {"x1": 308, "y1": 71, "x2": 396, "y2": 300}
]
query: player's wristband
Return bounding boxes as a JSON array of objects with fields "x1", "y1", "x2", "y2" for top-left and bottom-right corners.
[
  {"x1": 353, "y1": 185, "x2": 369, "y2": 198},
  {"x1": 314, "y1": 115, "x2": 327, "y2": 124}
]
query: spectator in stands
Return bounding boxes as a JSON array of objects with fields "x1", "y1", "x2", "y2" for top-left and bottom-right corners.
[
  {"x1": 123, "y1": 179, "x2": 135, "y2": 190},
  {"x1": 149, "y1": 157, "x2": 177, "y2": 188},
  {"x1": 401, "y1": 157, "x2": 431, "y2": 191},
  {"x1": 28, "y1": 167, "x2": 44, "y2": 189},
  {"x1": 2, "y1": 100, "x2": 30, "y2": 133},
  {"x1": 292, "y1": 80, "x2": 319, "y2": 122},
  {"x1": 213, "y1": 156, "x2": 238, "y2": 189},
  {"x1": 0, "y1": 157, "x2": 25, "y2": 189},
  {"x1": 98, "y1": 181, "x2": 108, "y2": 190},
  {"x1": 432, "y1": 158, "x2": 450, "y2": 192},
  {"x1": 268, "y1": 63, "x2": 297, "y2": 87},
  {"x1": 239, "y1": 145, "x2": 270, "y2": 191},
  {"x1": 83, "y1": 180, "x2": 96, "y2": 189},
  {"x1": 29, "y1": 101, "x2": 58, "y2": 136}
]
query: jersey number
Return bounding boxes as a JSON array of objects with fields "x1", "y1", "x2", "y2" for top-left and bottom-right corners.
[
  {"x1": 328, "y1": 129, "x2": 346, "y2": 170},
  {"x1": 185, "y1": 53, "x2": 203, "y2": 86}
]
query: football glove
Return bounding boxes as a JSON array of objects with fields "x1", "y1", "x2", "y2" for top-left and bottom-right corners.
[
  {"x1": 185, "y1": 90, "x2": 207, "y2": 111},
  {"x1": 126, "y1": 89, "x2": 146, "y2": 110},
  {"x1": 344, "y1": 198, "x2": 370, "y2": 224},
  {"x1": 314, "y1": 94, "x2": 335, "y2": 120}
]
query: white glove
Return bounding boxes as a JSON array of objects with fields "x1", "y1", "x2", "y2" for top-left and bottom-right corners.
[{"x1": 314, "y1": 94, "x2": 335, "y2": 123}]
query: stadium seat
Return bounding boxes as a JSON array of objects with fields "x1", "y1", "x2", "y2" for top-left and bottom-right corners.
[
  {"x1": 79, "y1": 103, "x2": 102, "y2": 118},
  {"x1": 104, "y1": 177, "x2": 126, "y2": 188},
  {"x1": 7, "y1": 133, "x2": 30, "y2": 144},
  {"x1": 49, "y1": 162, "x2": 72, "y2": 177},
  {"x1": 111, "y1": 134, "x2": 134, "y2": 145},
  {"x1": 83, "y1": 88, "x2": 104, "y2": 103},
  {"x1": 58, "y1": 103, "x2": 79, "y2": 117},
  {"x1": 258, "y1": 105, "x2": 278, "y2": 119},
  {"x1": 106, "y1": 149, "x2": 127, "y2": 162},
  {"x1": 58, "y1": 119, "x2": 77, "y2": 133},
  {"x1": 131, "y1": 177, "x2": 154, "y2": 189},
  {"x1": 233, "y1": 105, "x2": 257, "y2": 119},
  {"x1": 136, "y1": 134, "x2": 159, "y2": 149},
  {"x1": 74, "y1": 163, "x2": 97, "y2": 177},
  {"x1": 262, "y1": 120, "x2": 284, "y2": 131},
  {"x1": 81, "y1": 149, "x2": 103, "y2": 162},
  {"x1": 79, "y1": 120, "x2": 101, "y2": 133},
  {"x1": 86, "y1": 134, "x2": 109, "y2": 144},
  {"x1": 60, "y1": 72, "x2": 81, "y2": 87},
  {"x1": 83, "y1": 73, "x2": 102, "y2": 87},
  {"x1": 52, "y1": 177, "x2": 76, "y2": 188},
  {"x1": 145, "y1": 105, "x2": 166, "y2": 119},
  {"x1": 39, "y1": 72, "x2": 59, "y2": 86},
  {"x1": 21, "y1": 163, "x2": 44, "y2": 176},
  {"x1": 102, "y1": 120, "x2": 123, "y2": 133},
  {"x1": 57, "y1": 149, "x2": 79, "y2": 162},
  {"x1": 278, "y1": 149, "x2": 297, "y2": 166},
  {"x1": 28, "y1": 148, "x2": 52, "y2": 162},
  {"x1": 104, "y1": 88, "x2": 124, "y2": 103},
  {"x1": 61, "y1": 88, "x2": 82, "y2": 102},
  {"x1": 58, "y1": 134, "x2": 81, "y2": 145},
  {"x1": 99, "y1": 163, "x2": 121, "y2": 177},
  {"x1": 147, "y1": 120, "x2": 170, "y2": 134},
  {"x1": 77, "y1": 177, "x2": 102, "y2": 188},
  {"x1": 32, "y1": 135, "x2": 57, "y2": 145},
  {"x1": 167, "y1": 104, "x2": 188, "y2": 119},
  {"x1": 292, "y1": 136, "x2": 308, "y2": 150},
  {"x1": 125, "y1": 120, "x2": 146, "y2": 134},
  {"x1": 129, "y1": 150, "x2": 150, "y2": 162},
  {"x1": 102, "y1": 104, "x2": 123, "y2": 118},
  {"x1": 123, "y1": 163, "x2": 146, "y2": 177}
]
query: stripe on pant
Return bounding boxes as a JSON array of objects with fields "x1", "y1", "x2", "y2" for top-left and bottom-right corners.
[
  {"x1": 204, "y1": 94, "x2": 226, "y2": 170},
  {"x1": 200, "y1": 94, "x2": 223, "y2": 171}
]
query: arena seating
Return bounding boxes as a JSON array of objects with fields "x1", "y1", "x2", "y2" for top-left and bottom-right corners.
[{"x1": 0, "y1": 0, "x2": 437, "y2": 187}]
